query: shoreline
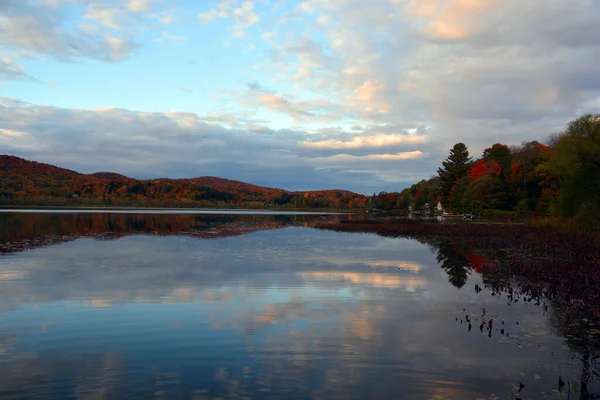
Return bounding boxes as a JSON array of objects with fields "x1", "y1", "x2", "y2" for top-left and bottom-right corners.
[{"x1": 0, "y1": 205, "x2": 360, "y2": 214}]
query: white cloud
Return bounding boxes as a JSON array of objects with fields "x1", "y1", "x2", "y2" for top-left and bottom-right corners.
[
  {"x1": 0, "y1": 2, "x2": 138, "y2": 62},
  {"x1": 200, "y1": 0, "x2": 260, "y2": 32},
  {"x1": 298, "y1": 1, "x2": 314, "y2": 13},
  {"x1": 0, "y1": 128, "x2": 28, "y2": 138},
  {"x1": 198, "y1": 9, "x2": 217, "y2": 23},
  {"x1": 153, "y1": 9, "x2": 177, "y2": 24},
  {"x1": 238, "y1": 11, "x2": 259, "y2": 28},
  {"x1": 313, "y1": 151, "x2": 426, "y2": 163},
  {"x1": 104, "y1": 35, "x2": 136, "y2": 61},
  {"x1": 301, "y1": 134, "x2": 428, "y2": 149},
  {"x1": 126, "y1": 0, "x2": 152, "y2": 13},
  {"x1": 0, "y1": 57, "x2": 38, "y2": 82},
  {"x1": 316, "y1": 15, "x2": 331, "y2": 25},
  {"x1": 84, "y1": 5, "x2": 123, "y2": 30},
  {"x1": 159, "y1": 14, "x2": 174, "y2": 24},
  {"x1": 353, "y1": 80, "x2": 383, "y2": 102}
]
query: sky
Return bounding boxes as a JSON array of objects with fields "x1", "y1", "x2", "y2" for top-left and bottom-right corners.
[{"x1": 0, "y1": 0, "x2": 599, "y2": 194}]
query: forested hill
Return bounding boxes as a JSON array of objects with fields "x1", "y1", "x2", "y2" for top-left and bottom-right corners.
[
  {"x1": 89, "y1": 172, "x2": 132, "y2": 181},
  {"x1": 0, "y1": 155, "x2": 366, "y2": 209}
]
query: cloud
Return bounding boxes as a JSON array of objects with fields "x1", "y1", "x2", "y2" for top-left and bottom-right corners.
[
  {"x1": 353, "y1": 80, "x2": 383, "y2": 102},
  {"x1": 313, "y1": 151, "x2": 426, "y2": 163},
  {"x1": 0, "y1": 57, "x2": 38, "y2": 82},
  {"x1": 3, "y1": 0, "x2": 599, "y2": 192},
  {"x1": 301, "y1": 134, "x2": 427, "y2": 149},
  {"x1": 126, "y1": 0, "x2": 152, "y2": 13},
  {"x1": 217, "y1": 84, "x2": 347, "y2": 125},
  {"x1": 257, "y1": 94, "x2": 314, "y2": 120},
  {"x1": 0, "y1": 2, "x2": 139, "y2": 62},
  {"x1": 198, "y1": 9, "x2": 217, "y2": 23},
  {"x1": 83, "y1": 5, "x2": 124, "y2": 30},
  {"x1": 0, "y1": 128, "x2": 28, "y2": 138},
  {"x1": 251, "y1": 0, "x2": 600, "y2": 158},
  {"x1": 0, "y1": 98, "x2": 432, "y2": 192},
  {"x1": 161, "y1": 15, "x2": 173, "y2": 24},
  {"x1": 198, "y1": 0, "x2": 260, "y2": 31},
  {"x1": 156, "y1": 31, "x2": 186, "y2": 44}
]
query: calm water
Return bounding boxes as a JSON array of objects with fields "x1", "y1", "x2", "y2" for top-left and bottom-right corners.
[{"x1": 0, "y1": 211, "x2": 597, "y2": 399}]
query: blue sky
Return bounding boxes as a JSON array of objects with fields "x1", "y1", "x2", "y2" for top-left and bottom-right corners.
[{"x1": 1, "y1": 0, "x2": 599, "y2": 193}]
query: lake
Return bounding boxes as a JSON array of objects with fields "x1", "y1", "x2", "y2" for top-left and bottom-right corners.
[{"x1": 0, "y1": 211, "x2": 597, "y2": 399}]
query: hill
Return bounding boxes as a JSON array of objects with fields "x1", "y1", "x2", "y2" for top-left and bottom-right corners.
[
  {"x1": 0, "y1": 154, "x2": 94, "y2": 195},
  {"x1": 89, "y1": 172, "x2": 132, "y2": 181},
  {"x1": 0, "y1": 155, "x2": 366, "y2": 209},
  {"x1": 188, "y1": 176, "x2": 286, "y2": 197}
]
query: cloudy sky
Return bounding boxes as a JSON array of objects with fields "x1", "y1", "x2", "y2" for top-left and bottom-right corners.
[{"x1": 1, "y1": 0, "x2": 599, "y2": 193}]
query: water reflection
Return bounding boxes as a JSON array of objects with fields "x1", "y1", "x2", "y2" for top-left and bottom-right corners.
[
  {"x1": 299, "y1": 271, "x2": 425, "y2": 289},
  {"x1": 0, "y1": 211, "x2": 357, "y2": 254},
  {"x1": 0, "y1": 212, "x2": 598, "y2": 399},
  {"x1": 441, "y1": 242, "x2": 600, "y2": 400},
  {"x1": 434, "y1": 239, "x2": 473, "y2": 289}
]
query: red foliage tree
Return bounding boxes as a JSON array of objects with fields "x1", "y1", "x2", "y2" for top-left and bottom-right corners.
[{"x1": 470, "y1": 159, "x2": 501, "y2": 180}]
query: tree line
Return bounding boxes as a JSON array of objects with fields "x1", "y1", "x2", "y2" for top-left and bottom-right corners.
[{"x1": 368, "y1": 114, "x2": 600, "y2": 228}]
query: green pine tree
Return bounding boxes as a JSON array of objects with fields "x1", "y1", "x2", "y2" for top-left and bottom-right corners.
[{"x1": 437, "y1": 143, "x2": 473, "y2": 210}]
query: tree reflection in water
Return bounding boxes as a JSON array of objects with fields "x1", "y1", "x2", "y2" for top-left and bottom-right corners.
[
  {"x1": 435, "y1": 239, "x2": 472, "y2": 289},
  {"x1": 432, "y1": 240, "x2": 600, "y2": 399}
]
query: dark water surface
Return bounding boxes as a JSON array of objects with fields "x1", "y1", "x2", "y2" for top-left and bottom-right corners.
[{"x1": 0, "y1": 211, "x2": 597, "y2": 399}]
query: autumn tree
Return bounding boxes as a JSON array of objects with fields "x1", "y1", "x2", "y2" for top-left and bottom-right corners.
[
  {"x1": 550, "y1": 113, "x2": 600, "y2": 226},
  {"x1": 510, "y1": 141, "x2": 551, "y2": 193},
  {"x1": 466, "y1": 146, "x2": 515, "y2": 211},
  {"x1": 483, "y1": 143, "x2": 512, "y2": 175}
]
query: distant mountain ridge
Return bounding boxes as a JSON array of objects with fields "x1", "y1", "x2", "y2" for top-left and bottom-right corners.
[
  {"x1": 89, "y1": 172, "x2": 132, "y2": 181},
  {"x1": 0, "y1": 155, "x2": 366, "y2": 209}
]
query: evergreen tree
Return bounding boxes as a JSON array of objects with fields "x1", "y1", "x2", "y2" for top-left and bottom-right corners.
[{"x1": 437, "y1": 143, "x2": 473, "y2": 209}]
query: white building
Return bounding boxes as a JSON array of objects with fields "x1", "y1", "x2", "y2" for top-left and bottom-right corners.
[{"x1": 436, "y1": 201, "x2": 443, "y2": 212}]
